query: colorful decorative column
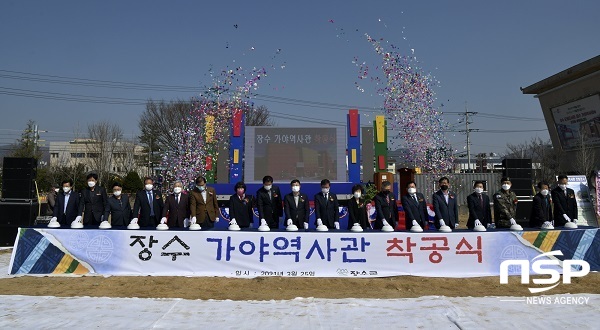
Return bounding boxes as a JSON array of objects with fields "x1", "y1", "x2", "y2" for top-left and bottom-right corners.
[
  {"x1": 205, "y1": 115, "x2": 216, "y2": 183},
  {"x1": 374, "y1": 115, "x2": 388, "y2": 173},
  {"x1": 229, "y1": 109, "x2": 245, "y2": 183},
  {"x1": 347, "y1": 109, "x2": 361, "y2": 183}
]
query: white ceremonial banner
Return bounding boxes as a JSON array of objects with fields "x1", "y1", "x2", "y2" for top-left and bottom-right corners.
[{"x1": 11, "y1": 228, "x2": 597, "y2": 278}]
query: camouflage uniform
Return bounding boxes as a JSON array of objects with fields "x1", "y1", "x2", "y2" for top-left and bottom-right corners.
[{"x1": 493, "y1": 189, "x2": 518, "y2": 228}]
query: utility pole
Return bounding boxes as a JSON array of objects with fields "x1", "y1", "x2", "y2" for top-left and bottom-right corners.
[{"x1": 461, "y1": 102, "x2": 478, "y2": 172}]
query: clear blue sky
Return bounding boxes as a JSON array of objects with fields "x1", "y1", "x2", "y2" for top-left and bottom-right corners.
[{"x1": 1, "y1": 0, "x2": 599, "y2": 156}]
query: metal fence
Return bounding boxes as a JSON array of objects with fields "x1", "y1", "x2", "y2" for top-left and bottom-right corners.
[{"x1": 411, "y1": 173, "x2": 503, "y2": 206}]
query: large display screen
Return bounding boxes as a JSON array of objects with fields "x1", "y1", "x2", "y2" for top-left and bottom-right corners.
[
  {"x1": 245, "y1": 127, "x2": 346, "y2": 182},
  {"x1": 550, "y1": 94, "x2": 600, "y2": 151}
]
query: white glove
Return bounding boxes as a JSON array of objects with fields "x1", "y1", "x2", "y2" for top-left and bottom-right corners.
[
  {"x1": 75, "y1": 216, "x2": 82, "y2": 223},
  {"x1": 334, "y1": 221, "x2": 340, "y2": 230},
  {"x1": 191, "y1": 216, "x2": 197, "y2": 224},
  {"x1": 563, "y1": 214, "x2": 571, "y2": 222},
  {"x1": 230, "y1": 219, "x2": 238, "y2": 226},
  {"x1": 455, "y1": 223, "x2": 459, "y2": 229},
  {"x1": 439, "y1": 219, "x2": 446, "y2": 227},
  {"x1": 183, "y1": 218, "x2": 190, "y2": 227},
  {"x1": 317, "y1": 218, "x2": 323, "y2": 226},
  {"x1": 382, "y1": 219, "x2": 390, "y2": 227},
  {"x1": 160, "y1": 217, "x2": 167, "y2": 224},
  {"x1": 303, "y1": 222, "x2": 309, "y2": 230},
  {"x1": 542, "y1": 221, "x2": 552, "y2": 228},
  {"x1": 509, "y1": 218, "x2": 517, "y2": 226},
  {"x1": 412, "y1": 220, "x2": 418, "y2": 226},
  {"x1": 572, "y1": 219, "x2": 578, "y2": 223},
  {"x1": 287, "y1": 219, "x2": 293, "y2": 226},
  {"x1": 130, "y1": 218, "x2": 138, "y2": 224},
  {"x1": 50, "y1": 216, "x2": 58, "y2": 222},
  {"x1": 474, "y1": 219, "x2": 482, "y2": 227},
  {"x1": 260, "y1": 219, "x2": 268, "y2": 226},
  {"x1": 215, "y1": 217, "x2": 220, "y2": 223}
]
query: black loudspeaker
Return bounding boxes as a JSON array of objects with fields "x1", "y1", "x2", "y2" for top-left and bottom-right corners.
[
  {"x1": 0, "y1": 201, "x2": 38, "y2": 246},
  {"x1": 515, "y1": 200, "x2": 533, "y2": 222},
  {"x1": 502, "y1": 158, "x2": 532, "y2": 169},
  {"x1": 2, "y1": 157, "x2": 37, "y2": 199},
  {"x1": 503, "y1": 168, "x2": 532, "y2": 178},
  {"x1": 510, "y1": 178, "x2": 533, "y2": 191}
]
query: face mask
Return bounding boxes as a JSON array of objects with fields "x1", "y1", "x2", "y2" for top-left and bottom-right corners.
[
  {"x1": 236, "y1": 188, "x2": 245, "y2": 196},
  {"x1": 113, "y1": 190, "x2": 122, "y2": 197},
  {"x1": 264, "y1": 185, "x2": 272, "y2": 191},
  {"x1": 173, "y1": 187, "x2": 182, "y2": 194},
  {"x1": 321, "y1": 188, "x2": 330, "y2": 194},
  {"x1": 559, "y1": 184, "x2": 568, "y2": 190},
  {"x1": 502, "y1": 184, "x2": 511, "y2": 191},
  {"x1": 145, "y1": 184, "x2": 153, "y2": 191},
  {"x1": 353, "y1": 192, "x2": 361, "y2": 199},
  {"x1": 197, "y1": 185, "x2": 205, "y2": 191},
  {"x1": 474, "y1": 187, "x2": 483, "y2": 194},
  {"x1": 291, "y1": 186, "x2": 300, "y2": 192},
  {"x1": 88, "y1": 181, "x2": 96, "y2": 188},
  {"x1": 54, "y1": 188, "x2": 60, "y2": 193},
  {"x1": 541, "y1": 189, "x2": 549, "y2": 196},
  {"x1": 63, "y1": 187, "x2": 71, "y2": 193},
  {"x1": 407, "y1": 188, "x2": 416, "y2": 194},
  {"x1": 441, "y1": 185, "x2": 449, "y2": 191}
]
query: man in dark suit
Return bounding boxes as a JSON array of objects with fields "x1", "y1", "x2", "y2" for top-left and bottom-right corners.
[
  {"x1": 80, "y1": 173, "x2": 109, "y2": 226},
  {"x1": 551, "y1": 174, "x2": 578, "y2": 227},
  {"x1": 314, "y1": 179, "x2": 340, "y2": 229},
  {"x1": 161, "y1": 180, "x2": 190, "y2": 228},
  {"x1": 374, "y1": 181, "x2": 397, "y2": 230},
  {"x1": 107, "y1": 182, "x2": 132, "y2": 227},
  {"x1": 284, "y1": 179, "x2": 310, "y2": 229},
  {"x1": 530, "y1": 182, "x2": 553, "y2": 228},
  {"x1": 132, "y1": 177, "x2": 164, "y2": 227},
  {"x1": 52, "y1": 179, "x2": 83, "y2": 227},
  {"x1": 256, "y1": 175, "x2": 283, "y2": 229},
  {"x1": 466, "y1": 180, "x2": 492, "y2": 229},
  {"x1": 190, "y1": 176, "x2": 219, "y2": 229},
  {"x1": 401, "y1": 181, "x2": 428, "y2": 230},
  {"x1": 432, "y1": 176, "x2": 459, "y2": 229}
]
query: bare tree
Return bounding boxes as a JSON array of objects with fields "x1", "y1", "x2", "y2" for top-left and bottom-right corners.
[
  {"x1": 139, "y1": 99, "x2": 190, "y2": 152},
  {"x1": 115, "y1": 139, "x2": 141, "y2": 175},
  {"x1": 87, "y1": 121, "x2": 123, "y2": 184},
  {"x1": 245, "y1": 105, "x2": 275, "y2": 126},
  {"x1": 574, "y1": 130, "x2": 598, "y2": 177}
]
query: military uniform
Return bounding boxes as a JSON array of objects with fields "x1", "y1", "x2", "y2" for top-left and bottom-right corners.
[{"x1": 493, "y1": 189, "x2": 518, "y2": 228}]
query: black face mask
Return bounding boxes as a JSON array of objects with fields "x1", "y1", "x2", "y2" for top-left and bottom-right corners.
[{"x1": 441, "y1": 185, "x2": 449, "y2": 191}]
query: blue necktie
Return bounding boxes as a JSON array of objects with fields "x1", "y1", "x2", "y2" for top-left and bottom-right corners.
[{"x1": 148, "y1": 191, "x2": 154, "y2": 216}]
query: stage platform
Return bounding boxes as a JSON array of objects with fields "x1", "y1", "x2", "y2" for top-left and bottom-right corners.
[{"x1": 8, "y1": 226, "x2": 599, "y2": 278}]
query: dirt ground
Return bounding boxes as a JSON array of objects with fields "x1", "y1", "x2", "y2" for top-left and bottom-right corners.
[{"x1": 1, "y1": 250, "x2": 598, "y2": 300}]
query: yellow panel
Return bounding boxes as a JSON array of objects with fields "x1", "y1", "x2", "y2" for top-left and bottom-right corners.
[
  {"x1": 375, "y1": 116, "x2": 385, "y2": 143},
  {"x1": 205, "y1": 115, "x2": 215, "y2": 143},
  {"x1": 233, "y1": 149, "x2": 239, "y2": 164},
  {"x1": 351, "y1": 149, "x2": 357, "y2": 164}
]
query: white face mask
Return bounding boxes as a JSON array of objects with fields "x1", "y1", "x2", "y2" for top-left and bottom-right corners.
[
  {"x1": 559, "y1": 184, "x2": 568, "y2": 190},
  {"x1": 113, "y1": 190, "x2": 122, "y2": 197},
  {"x1": 502, "y1": 184, "x2": 511, "y2": 191},
  {"x1": 541, "y1": 189, "x2": 549, "y2": 196},
  {"x1": 54, "y1": 188, "x2": 60, "y2": 193},
  {"x1": 88, "y1": 181, "x2": 96, "y2": 188},
  {"x1": 63, "y1": 187, "x2": 71, "y2": 193},
  {"x1": 474, "y1": 187, "x2": 483, "y2": 194},
  {"x1": 353, "y1": 192, "x2": 361, "y2": 199},
  {"x1": 291, "y1": 186, "x2": 300, "y2": 192},
  {"x1": 407, "y1": 187, "x2": 416, "y2": 195},
  {"x1": 321, "y1": 188, "x2": 330, "y2": 194},
  {"x1": 173, "y1": 187, "x2": 182, "y2": 194},
  {"x1": 264, "y1": 185, "x2": 272, "y2": 191},
  {"x1": 145, "y1": 184, "x2": 153, "y2": 191}
]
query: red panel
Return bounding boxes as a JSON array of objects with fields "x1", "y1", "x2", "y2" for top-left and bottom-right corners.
[
  {"x1": 349, "y1": 109, "x2": 359, "y2": 137},
  {"x1": 378, "y1": 155, "x2": 385, "y2": 170},
  {"x1": 206, "y1": 156, "x2": 213, "y2": 170},
  {"x1": 232, "y1": 110, "x2": 243, "y2": 137}
]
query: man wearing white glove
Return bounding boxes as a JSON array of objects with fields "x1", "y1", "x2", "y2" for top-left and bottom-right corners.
[
  {"x1": 162, "y1": 180, "x2": 190, "y2": 228},
  {"x1": 52, "y1": 179, "x2": 83, "y2": 227},
  {"x1": 509, "y1": 218, "x2": 517, "y2": 226},
  {"x1": 401, "y1": 181, "x2": 429, "y2": 231},
  {"x1": 551, "y1": 175, "x2": 577, "y2": 227},
  {"x1": 190, "y1": 176, "x2": 219, "y2": 229},
  {"x1": 374, "y1": 181, "x2": 397, "y2": 230},
  {"x1": 530, "y1": 182, "x2": 553, "y2": 228},
  {"x1": 284, "y1": 179, "x2": 310, "y2": 228},
  {"x1": 303, "y1": 222, "x2": 309, "y2": 230},
  {"x1": 467, "y1": 181, "x2": 492, "y2": 229},
  {"x1": 190, "y1": 216, "x2": 197, "y2": 225},
  {"x1": 334, "y1": 221, "x2": 340, "y2": 230},
  {"x1": 493, "y1": 177, "x2": 518, "y2": 228},
  {"x1": 314, "y1": 179, "x2": 340, "y2": 229},
  {"x1": 287, "y1": 219, "x2": 293, "y2": 226},
  {"x1": 432, "y1": 177, "x2": 458, "y2": 230}
]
